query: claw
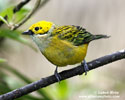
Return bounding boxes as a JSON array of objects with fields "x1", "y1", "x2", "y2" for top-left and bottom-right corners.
[
  {"x1": 81, "y1": 60, "x2": 89, "y2": 75},
  {"x1": 54, "y1": 66, "x2": 61, "y2": 82}
]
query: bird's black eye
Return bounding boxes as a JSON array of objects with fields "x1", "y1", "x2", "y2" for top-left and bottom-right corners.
[{"x1": 35, "y1": 27, "x2": 39, "y2": 31}]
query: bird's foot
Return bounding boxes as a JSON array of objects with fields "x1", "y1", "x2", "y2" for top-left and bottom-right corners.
[
  {"x1": 54, "y1": 66, "x2": 61, "y2": 82},
  {"x1": 81, "y1": 60, "x2": 89, "y2": 75}
]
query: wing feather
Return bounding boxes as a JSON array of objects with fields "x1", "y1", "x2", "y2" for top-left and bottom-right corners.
[{"x1": 52, "y1": 25, "x2": 93, "y2": 46}]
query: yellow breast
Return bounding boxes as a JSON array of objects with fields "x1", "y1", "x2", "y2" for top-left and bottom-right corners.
[{"x1": 42, "y1": 37, "x2": 88, "y2": 67}]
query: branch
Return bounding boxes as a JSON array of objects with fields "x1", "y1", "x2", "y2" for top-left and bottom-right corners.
[{"x1": 0, "y1": 49, "x2": 125, "y2": 100}]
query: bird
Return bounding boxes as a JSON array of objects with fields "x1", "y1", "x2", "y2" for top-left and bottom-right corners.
[{"x1": 22, "y1": 20, "x2": 109, "y2": 81}]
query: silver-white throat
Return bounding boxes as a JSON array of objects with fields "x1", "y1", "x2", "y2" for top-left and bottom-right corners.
[{"x1": 31, "y1": 24, "x2": 55, "y2": 52}]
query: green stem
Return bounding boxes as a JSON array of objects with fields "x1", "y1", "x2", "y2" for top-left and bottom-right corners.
[{"x1": 0, "y1": 16, "x2": 9, "y2": 26}]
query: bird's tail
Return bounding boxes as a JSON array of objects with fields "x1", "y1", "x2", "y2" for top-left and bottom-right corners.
[
  {"x1": 92, "y1": 34, "x2": 110, "y2": 41},
  {"x1": 83, "y1": 34, "x2": 110, "y2": 43}
]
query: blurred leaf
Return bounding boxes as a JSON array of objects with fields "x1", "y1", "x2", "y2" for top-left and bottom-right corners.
[
  {"x1": 0, "y1": 71, "x2": 11, "y2": 94},
  {"x1": 0, "y1": 28, "x2": 26, "y2": 42},
  {"x1": 0, "y1": 58, "x2": 6, "y2": 63},
  {"x1": 0, "y1": 79, "x2": 11, "y2": 94},
  {"x1": 0, "y1": 29, "x2": 37, "y2": 51},
  {"x1": 13, "y1": 8, "x2": 30, "y2": 23},
  {"x1": 0, "y1": 66, "x2": 44, "y2": 100},
  {"x1": 0, "y1": 5, "x2": 30, "y2": 24},
  {"x1": 0, "y1": 6, "x2": 14, "y2": 22},
  {"x1": 46, "y1": 80, "x2": 69, "y2": 100},
  {"x1": 0, "y1": 64, "x2": 52, "y2": 100},
  {"x1": 55, "y1": 80, "x2": 69, "y2": 99}
]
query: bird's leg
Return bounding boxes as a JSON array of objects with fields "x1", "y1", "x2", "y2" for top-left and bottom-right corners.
[
  {"x1": 54, "y1": 66, "x2": 61, "y2": 82},
  {"x1": 81, "y1": 59, "x2": 89, "y2": 75}
]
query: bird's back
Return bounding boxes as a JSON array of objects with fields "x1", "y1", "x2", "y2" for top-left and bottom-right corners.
[{"x1": 51, "y1": 25, "x2": 93, "y2": 46}]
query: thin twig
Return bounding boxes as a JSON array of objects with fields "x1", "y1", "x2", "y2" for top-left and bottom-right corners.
[
  {"x1": 39, "y1": 0, "x2": 50, "y2": 9},
  {"x1": 0, "y1": 0, "x2": 31, "y2": 27},
  {"x1": 12, "y1": 0, "x2": 50, "y2": 30},
  {"x1": 0, "y1": 0, "x2": 31, "y2": 43},
  {"x1": 0, "y1": 16, "x2": 8, "y2": 26},
  {"x1": 13, "y1": 0, "x2": 31, "y2": 13},
  {"x1": 0, "y1": 49, "x2": 124, "y2": 100},
  {"x1": 12, "y1": 0, "x2": 42, "y2": 30}
]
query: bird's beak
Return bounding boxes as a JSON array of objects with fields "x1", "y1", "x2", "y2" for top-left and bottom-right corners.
[{"x1": 22, "y1": 30, "x2": 34, "y2": 35}]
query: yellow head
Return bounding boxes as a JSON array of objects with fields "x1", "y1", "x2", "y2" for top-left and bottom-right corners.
[{"x1": 23, "y1": 21, "x2": 53, "y2": 35}]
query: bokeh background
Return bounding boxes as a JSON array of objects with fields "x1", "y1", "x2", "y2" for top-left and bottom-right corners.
[{"x1": 0, "y1": 0, "x2": 125, "y2": 100}]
